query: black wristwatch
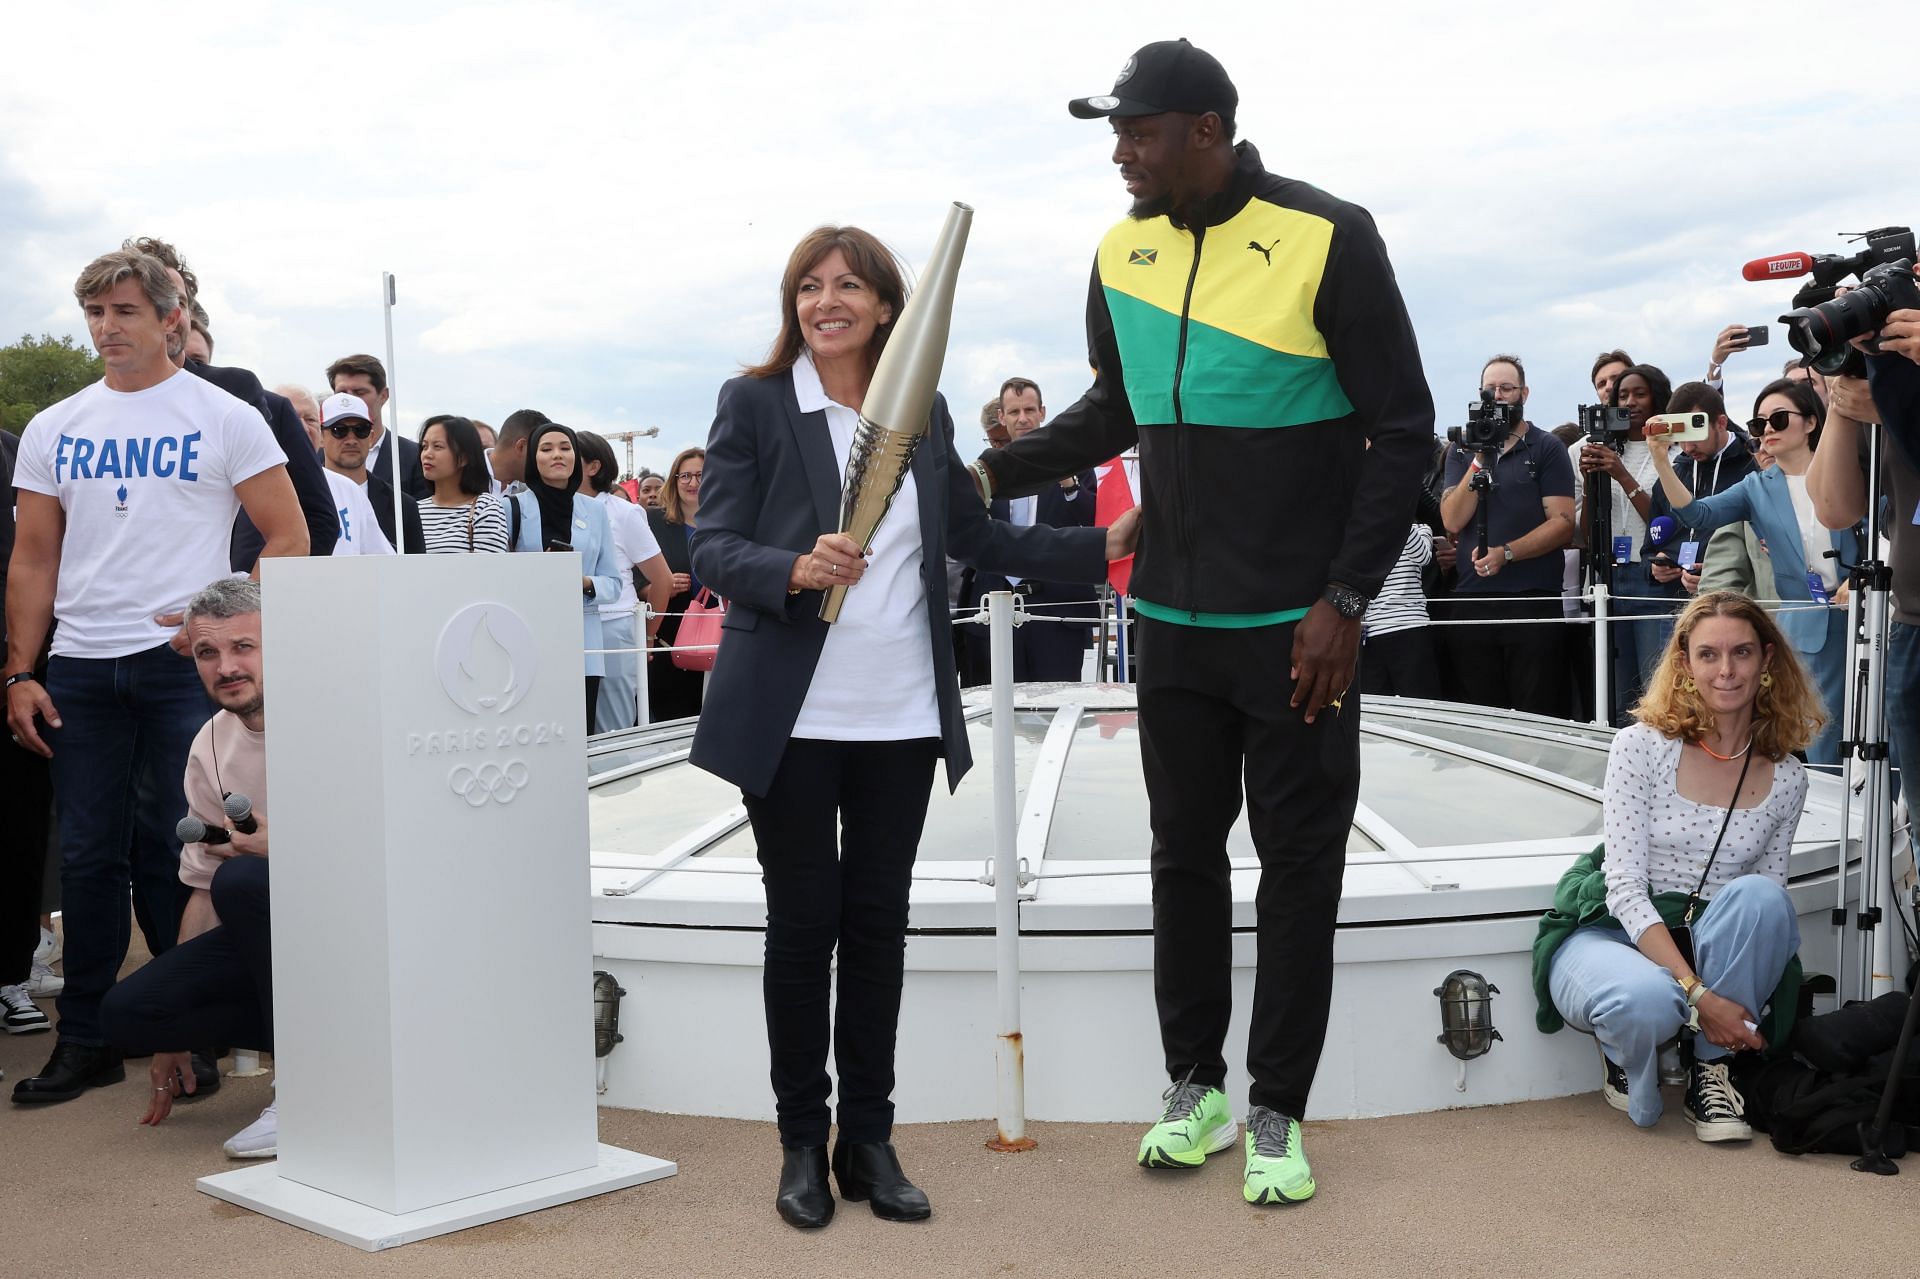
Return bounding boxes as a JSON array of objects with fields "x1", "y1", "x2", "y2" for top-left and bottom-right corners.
[
  {"x1": 4, "y1": 671, "x2": 37, "y2": 690},
  {"x1": 1322, "y1": 583, "x2": 1368, "y2": 619}
]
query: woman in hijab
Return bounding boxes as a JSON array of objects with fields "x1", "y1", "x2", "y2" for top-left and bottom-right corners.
[{"x1": 508, "y1": 421, "x2": 623, "y2": 732}]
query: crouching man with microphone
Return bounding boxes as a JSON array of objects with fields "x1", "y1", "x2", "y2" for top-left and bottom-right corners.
[{"x1": 100, "y1": 577, "x2": 277, "y2": 1157}]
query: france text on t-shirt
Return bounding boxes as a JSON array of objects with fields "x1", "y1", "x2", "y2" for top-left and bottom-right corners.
[
  {"x1": 323, "y1": 470, "x2": 394, "y2": 557},
  {"x1": 13, "y1": 370, "x2": 288, "y2": 658}
]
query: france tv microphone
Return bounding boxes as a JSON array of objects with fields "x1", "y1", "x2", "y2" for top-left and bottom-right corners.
[
  {"x1": 223, "y1": 792, "x2": 258, "y2": 835},
  {"x1": 1742, "y1": 252, "x2": 1814, "y2": 282},
  {"x1": 176, "y1": 815, "x2": 232, "y2": 846}
]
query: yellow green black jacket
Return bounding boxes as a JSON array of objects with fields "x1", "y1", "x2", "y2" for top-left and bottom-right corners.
[{"x1": 981, "y1": 143, "x2": 1434, "y2": 625}]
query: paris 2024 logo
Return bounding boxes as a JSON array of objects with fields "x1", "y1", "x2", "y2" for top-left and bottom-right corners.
[{"x1": 415, "y1": 602, "x2": 565, "y2": 806}]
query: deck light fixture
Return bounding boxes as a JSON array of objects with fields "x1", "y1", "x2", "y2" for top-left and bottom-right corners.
[
  {"x1": 593, "y1": 970, "x2": 627, "y2": 1059},
  {"x1": 1435, "y1": 969, "x2": 1502, "y2": 1060}
]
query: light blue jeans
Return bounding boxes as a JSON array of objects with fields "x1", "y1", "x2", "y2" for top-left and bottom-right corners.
[
  {"x1": 1548, "y1": 874, "x2": 1799, "y2": 1127},
  {"x1": 596, "y1": 611, "x2": 640, "y2": 733}
]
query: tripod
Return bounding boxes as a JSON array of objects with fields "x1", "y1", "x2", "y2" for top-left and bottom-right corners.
[
  {"x1": 1577, "y1": 411, "x2": 1625, "y2": 728},
  {"x1": 1838, "y1": 417, "x2": 1916, "y2": 1173}
]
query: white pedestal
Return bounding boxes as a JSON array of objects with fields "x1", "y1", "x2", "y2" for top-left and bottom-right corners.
[
  {"x1": 206, "y1": 555, "x2": 673, "y2": 1247},
  {"x1": 198, "y1": 1145, "x2": 675, "y2": 1252}
]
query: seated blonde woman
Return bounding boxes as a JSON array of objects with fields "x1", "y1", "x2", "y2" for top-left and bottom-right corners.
[{"x1": 1536, "y1": 591, "x2": 1823, "y2": 1141}]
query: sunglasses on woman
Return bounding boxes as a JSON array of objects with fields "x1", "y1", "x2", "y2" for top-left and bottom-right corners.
[
  {"x1": 1745, "y1": 409, "x2": 1803, "y2": 435},
  {"x1": 325, "y1": 422, "x2": 374, "y2": 439}
]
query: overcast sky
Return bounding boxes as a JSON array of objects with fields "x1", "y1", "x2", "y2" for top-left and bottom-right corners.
[{"x1": 6, "y1": 1, "x2": 1919, "y2": 475}]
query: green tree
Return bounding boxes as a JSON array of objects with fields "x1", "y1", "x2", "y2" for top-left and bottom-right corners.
[{"x1": 1, "y1": 333, "x2": 102, "y2": 434}]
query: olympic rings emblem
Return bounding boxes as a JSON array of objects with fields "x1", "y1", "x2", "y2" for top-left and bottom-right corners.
[{"x1": 449, "y1": 760, "x2": 530, "y2": 807}]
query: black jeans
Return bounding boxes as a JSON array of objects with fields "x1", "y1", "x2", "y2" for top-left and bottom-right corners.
[
  {"x1": 1358, "y1": 625, "x2": 1442, "y2": 700},
  {"x1": 100, "y1": 856, "x2": 273, "y2": 1055},
  {"x1": 1433, "y1": 591, "x2": 1571, "y2": 720},
  {"x1": 1135, "y1": 617, "x2": 1360, "y2": 1118},
  {"x1": 742, "y1": 736, "x2": 939, "y2": 1149},
  {"x1": 0, "y1": 739, "x2": 53, "y2": 986}
]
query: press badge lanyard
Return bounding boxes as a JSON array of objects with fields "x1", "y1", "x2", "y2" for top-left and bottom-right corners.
[{"x1": 1675, "y1": 453, "x2": 1724, "y2": 571}]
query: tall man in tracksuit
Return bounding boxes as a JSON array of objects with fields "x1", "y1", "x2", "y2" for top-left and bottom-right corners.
[{"x1": 974, "y1": 40, "x2": 1432, "y2": 1204}]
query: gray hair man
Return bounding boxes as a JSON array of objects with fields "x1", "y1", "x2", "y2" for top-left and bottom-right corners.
[{"x1": 6, "y1": 249, "x2": 304, "y2": 1107}]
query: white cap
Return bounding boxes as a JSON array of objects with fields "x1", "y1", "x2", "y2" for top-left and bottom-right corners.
[{"x1": 321, "y1": 392, "x2": 371, "y2": 428}]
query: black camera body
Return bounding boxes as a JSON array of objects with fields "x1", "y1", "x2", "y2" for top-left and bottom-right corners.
[
  {"x1": 1781, "y1": 226, "x2": 1918, "y2": 372},
  {"x1": 1578, "y1": 404, "x2": 1632, "y2": 452},
  {"x1": 1448, "y1": 389, "x2": 1520, "y2": 451}
]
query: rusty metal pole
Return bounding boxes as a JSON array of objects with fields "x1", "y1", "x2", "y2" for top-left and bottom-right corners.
[{"x1": 986, "y1": 591, "x2": 1035, "y2": 1152}]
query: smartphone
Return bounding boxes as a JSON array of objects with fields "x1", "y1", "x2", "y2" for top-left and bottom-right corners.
[
  {"x1": 543, "y1": 539, "x2": 574, "y2": 553},
  {"x1": 1648, "y1": 411, "x2": 1710, "y2": 443},
  {"x1": 1742, "y1": 324, "x2": 1770, "y2": 348}
]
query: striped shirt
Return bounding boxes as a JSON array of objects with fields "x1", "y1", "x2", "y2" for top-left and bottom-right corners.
[
  {"x1": 417, "y1": 492, "x2": 509, "y2": 554},
  {"x1": 1362, "y1": 525, "x2": 1432, "y2": 638}
]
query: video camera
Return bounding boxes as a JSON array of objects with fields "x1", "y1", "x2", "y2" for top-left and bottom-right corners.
[
  {"x1": 1776, "y1": 226, "x2": 1919, "y2": 373},
  {"x1": 1578, "y1": 403, "x2": 1632, "y2": 452},
  {"x1": 1447, "y1": 390, "x2": 1521, "y2": 495}
]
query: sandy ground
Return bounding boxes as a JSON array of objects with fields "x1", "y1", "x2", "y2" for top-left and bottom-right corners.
[{"x1": 5, "y1": 1007, "x2": 1918, "y2": 1279}]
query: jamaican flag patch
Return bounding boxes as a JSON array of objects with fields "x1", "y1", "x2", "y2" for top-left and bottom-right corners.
[{"x1": 1127, "y1": 248, "x2": 1157, "y2": 266}]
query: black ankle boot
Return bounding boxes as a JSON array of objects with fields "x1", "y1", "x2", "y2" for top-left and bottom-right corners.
[
  {"x1": 775, "y1": 1145, "x2": 834, "y2": 1229},
  {"x1": 831, "y1": 1140, "x2": 931, "y2": 1222},
  {"x1": 11, "y1": 1042, "x2": 125, "y2": 1105}
]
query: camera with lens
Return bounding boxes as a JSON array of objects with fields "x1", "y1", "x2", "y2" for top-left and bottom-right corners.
[
  {"x1": 1448, "y1": 390, "x2": 1520, "y2": 482},
  {"x1": 1780, "y1": 226, "x2": 1919, "y2": 373},
  {"x1": 1578, "y1": 404, "x2": 1632, "y2": 452}
]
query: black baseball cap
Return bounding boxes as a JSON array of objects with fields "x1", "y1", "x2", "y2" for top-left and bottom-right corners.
[{"x1": 1067, "y1": 39, "x2": 1237, "y2": 122}]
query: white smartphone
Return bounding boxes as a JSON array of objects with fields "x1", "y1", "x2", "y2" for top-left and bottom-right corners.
[{"x1": 1648, "y1": 411, "x2": 1710, "y2": 443}]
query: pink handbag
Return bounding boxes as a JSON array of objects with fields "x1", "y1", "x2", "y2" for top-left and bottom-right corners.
[{"x1": 672, "y1": 588, "x2": 726, "y2": 672}]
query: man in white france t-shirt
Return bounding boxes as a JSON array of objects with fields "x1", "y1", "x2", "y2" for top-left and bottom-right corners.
[
  {"x1": 5, "y1": 248, "x2": 308, "y2": 1105},
  {"x1": 315, "y1": 393, "x2": 394, "y2": 557}
]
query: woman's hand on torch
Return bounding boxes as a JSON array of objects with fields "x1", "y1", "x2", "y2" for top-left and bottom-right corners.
[{"x1": 790, "y1": 533, "x2": 869, "y2": 592}]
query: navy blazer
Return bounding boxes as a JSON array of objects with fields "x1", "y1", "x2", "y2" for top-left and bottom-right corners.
[
  {"x1": 969, "y1": 470, "x2": 1100, "y2": 626},
  {"x1": 1672, "y1": 465, "x2": 1862, "y2": 656},
  {"x1": 186, "y1": 361, "x2": 339, "y2": 562},
  {"x1": 369, "y1": 429, "x2": 431, "y2": 502},
  {"x1": 689, "y1": 371, "x2": 1108, "y2": 798}
]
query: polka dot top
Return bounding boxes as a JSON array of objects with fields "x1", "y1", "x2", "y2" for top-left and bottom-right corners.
[{"x1": 1601, "y1": 722, "x2": 1807, "y2": 942}]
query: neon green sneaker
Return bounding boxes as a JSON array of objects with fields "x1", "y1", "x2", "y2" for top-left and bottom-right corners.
[
  {"x1": 1243, "y1": 1106, "x2": 1315, "y2": 1205},
  {"x1": 1136, "y1": 1070, "x2": 1237, "y2": 1169}
]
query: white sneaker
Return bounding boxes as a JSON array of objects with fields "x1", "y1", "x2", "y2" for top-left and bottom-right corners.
[
  {"x1": 224, "y1": 1099, "x2": 278, "y2": 1159},
  {"x1": 25, "y1": 927, "x2": 63, "y2": 998},
  {"x1": 1, "y1": 983, "x2": 51, "y2": 1034}
]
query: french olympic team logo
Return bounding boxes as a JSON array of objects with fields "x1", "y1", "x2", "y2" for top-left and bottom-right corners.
[{"x1": 434, "y1": 602, "x2": 538, "y2": 715}]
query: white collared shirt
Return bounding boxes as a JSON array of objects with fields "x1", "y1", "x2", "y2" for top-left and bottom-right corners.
[{"x1": 788, "y1": 352, "x2": 939, "y2": 741}]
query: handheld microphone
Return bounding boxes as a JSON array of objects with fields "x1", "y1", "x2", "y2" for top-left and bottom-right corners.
[
  {"x1": 223, "y1": 792, "x2": 258, "y2": 834},
  {"x1": 176, "y1": 816, "x2": 232, "y2": 846},
  {"x1": 1647, "y1": 515, "x2": 1677, "y2": 548},
  {"x1": 1741, "y1": 252, "x2": 1814, "y2": 282}
]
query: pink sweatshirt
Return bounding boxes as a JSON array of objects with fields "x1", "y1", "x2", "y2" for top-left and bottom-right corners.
[{"x1": 178, "y1": 710, "x2": 268, "y2": 890}]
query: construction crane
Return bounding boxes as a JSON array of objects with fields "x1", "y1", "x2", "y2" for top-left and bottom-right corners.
[{"x1": 603, "y1": 426, "x2": 661, "y2": 479}]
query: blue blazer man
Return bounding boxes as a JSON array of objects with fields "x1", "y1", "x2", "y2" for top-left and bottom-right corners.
[
  {"x1": 688, "y1": 374, "x2": 1108, "y2": 799},
  {"x1": 1671, "y1": 465, "x2": 1861, "y2": 656},
  {"x1": 508, "y1": 490, "x2": 624, "y2": 679},
  {"x1": 964, "y1": 469, "x2": 1101, "y2": 683}
]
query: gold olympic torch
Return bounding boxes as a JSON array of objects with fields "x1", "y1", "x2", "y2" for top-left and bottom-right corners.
[{"x1": 820, "y1": 201, "x2": 973, "y2": 623}]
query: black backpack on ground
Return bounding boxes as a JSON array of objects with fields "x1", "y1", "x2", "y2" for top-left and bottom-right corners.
[{"x1": 1732, "y1": 993, "x2": 1920, "y2": 1158}]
